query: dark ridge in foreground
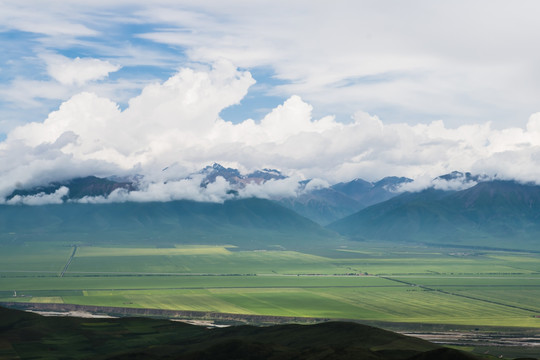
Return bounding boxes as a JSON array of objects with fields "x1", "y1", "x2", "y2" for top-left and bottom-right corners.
[{"x1": 0, "y1": 306, "x2": 487, "y2": 360}]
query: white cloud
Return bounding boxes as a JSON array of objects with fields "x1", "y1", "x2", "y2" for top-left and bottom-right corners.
[
  {"x1": 526, "y1": 112, "x2": 540, "y2": 133},
  {"x1": 6, "y1": 186, "x2": 69, "y2": 205},
  {"x1": 1, "y1": 62, "x2": 540, "y2": 203},
  {"x1": 397, "y1": 174, "x2": 480, "y2": 193},
  {"x1": 239, "y1": 177, "x2": 301, "y2": 200},
  {"x1": 1, "y1": 1, "x2": 540, "y2": 138},
  {"x1": 132, "y1": 1, "x2": 540, "y2": 127},
  {"x1": 303, "y1": 178, "x2": 331, "y2": 193},
  {"x1": 78, "y1": 175, "x2": 234, "y2": 204},
  {"x1": 0, "y1": 2, "x2": 98, "y2": 37},
  {"x1": 0, "y1": 79, "x2": 71, "y2": 108},
  {"x1": 41, "y1": 54, "x2": 121, "y2": 86}
]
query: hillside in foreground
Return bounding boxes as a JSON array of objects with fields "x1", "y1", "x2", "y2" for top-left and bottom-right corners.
[{"x1": 0, "y1": 306, "x2": 485, "y2": 360}]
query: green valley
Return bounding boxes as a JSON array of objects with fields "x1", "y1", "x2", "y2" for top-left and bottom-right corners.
[{"x1": 2, "y1": 241, "x2": 539, "y2": 331}]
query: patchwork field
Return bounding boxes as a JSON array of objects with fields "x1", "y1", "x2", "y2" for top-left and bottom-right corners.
[{"x1": 1, "y1": 241, "x2": 539, "y2": 329}]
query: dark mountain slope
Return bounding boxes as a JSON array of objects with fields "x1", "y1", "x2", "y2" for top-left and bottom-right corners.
[
  {"x1": 0, "y1": 306, "x2": 485, "y2": 360},
  {"x1": 328, "y1": 181, "x2": 540, "y2": 250},
  {"x1": 0, "y1": 198, "x2": 338, "y2": 249}
]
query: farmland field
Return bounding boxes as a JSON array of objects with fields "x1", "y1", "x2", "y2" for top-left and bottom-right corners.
[{"x1": 1, "y1": 241, "x2": 539, "y2": 329}]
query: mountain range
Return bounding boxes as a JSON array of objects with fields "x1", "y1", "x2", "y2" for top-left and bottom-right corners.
[
  {"x1": 5, "y1": 164, "x2": 410, "y2": 225},
  {"x1": 200, "y1": 163, "x2": 286, "y2": 187},
  {"x1": 3, "y1": 166, "x2": 540, "y2": 251},
  {"x1": 328, "y1": 180, "x2": 540, "y2": 250},
  {"x1": 278, "y1": 176, "x2": 411, "y2": 225}
]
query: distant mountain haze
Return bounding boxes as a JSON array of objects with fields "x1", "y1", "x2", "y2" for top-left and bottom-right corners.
[
  {"x1": 278, "y1": 176, "x2": 412, "y2": 225},
  {"x1": 328, "y1": 180, "x2": 540, "y2": 251}
]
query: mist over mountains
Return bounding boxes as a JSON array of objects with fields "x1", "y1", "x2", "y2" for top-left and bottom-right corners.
[
  {"x1": 3, "y1": 60, "x2": 540, "y2": 202},
  {"x1": 2, "y1": 164, "x2": 539, "y2": 250},
  {"x1": 4, "y1": 163, "x2": 408, "y2": 210},
  {"x1": 3, "y1": 163, "x2": 413, "y2": 224}
]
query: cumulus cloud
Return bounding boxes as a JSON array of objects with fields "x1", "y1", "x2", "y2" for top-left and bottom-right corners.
[
  {"x1": 1, "y1": 62, "x2": 540, "y2": 203},
  {"x1": 42, "y1": 54, "x2": 121, "y2": 86}
]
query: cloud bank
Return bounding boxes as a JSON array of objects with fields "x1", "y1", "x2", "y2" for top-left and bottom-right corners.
[{"x1": 1, "y1": 62, "x2": 540, "y2": 204}]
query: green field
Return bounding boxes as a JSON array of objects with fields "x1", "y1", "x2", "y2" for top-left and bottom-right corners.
[{"x1": 1, "y1": 241, "x2": 539, "y2": 329}]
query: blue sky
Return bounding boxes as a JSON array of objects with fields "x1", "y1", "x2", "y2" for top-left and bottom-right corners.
[
  {"x1": 1, "y1": 1, "x2": 540, "y2": 201},
  {"x1": 2, "y1": 1, "x2": 540, "y2": 133},
  {"x1": 0, "y1": 4, "x2": 291, "y2": 133}
]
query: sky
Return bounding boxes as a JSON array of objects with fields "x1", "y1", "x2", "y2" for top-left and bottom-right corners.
[{"x1": 1, "y1": 1, "x2": 540, "y2": 202}]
